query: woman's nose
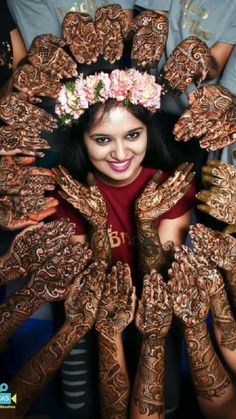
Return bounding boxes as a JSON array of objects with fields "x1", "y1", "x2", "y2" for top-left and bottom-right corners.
[{"x1": 110, "y1": 141, "x2": 127, "y2": 161}]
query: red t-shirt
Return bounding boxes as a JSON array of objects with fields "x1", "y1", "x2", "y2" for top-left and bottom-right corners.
[{"x1": 53, "y1": 167, "x2": 196, "y2": 278}]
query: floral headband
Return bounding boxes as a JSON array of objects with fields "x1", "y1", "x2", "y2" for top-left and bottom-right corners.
[{"x1": 55, "y1": 68, "x2": 162, "y2": 125}]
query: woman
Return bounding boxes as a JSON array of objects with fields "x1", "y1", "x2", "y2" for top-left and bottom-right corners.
[{"x1": 52, "y1": 68, "x2": 196, "y2": 418}]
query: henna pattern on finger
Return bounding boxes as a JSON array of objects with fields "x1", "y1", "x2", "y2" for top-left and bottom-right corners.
[
  {"x1": 129, "y1": 11, "x2": 168, "y2": 70},
  {"x1": 28, "y1": 34, "x2": 78, "y2": 79},
  {"x1": 160, "y1": 36, "x2": 211, "y2": 94},
  {"x1": 200, "y1": 107, "x2": 236, "y2": 151},
  {"x1": 202, "y1": 159, "x2": 236, "y2": 190}
]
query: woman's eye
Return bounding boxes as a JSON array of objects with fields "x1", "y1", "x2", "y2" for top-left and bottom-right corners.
[
  {"x1": 126, "y1": 131, "x2": 140, "y2": 140},
  {"x1": 95, "y1": 137, "x2": 110, "y2": 144}
]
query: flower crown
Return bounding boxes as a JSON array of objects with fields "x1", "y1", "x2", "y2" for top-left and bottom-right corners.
[{"x1": 55, "y1": 68, "x2": 162, "y2": 125}]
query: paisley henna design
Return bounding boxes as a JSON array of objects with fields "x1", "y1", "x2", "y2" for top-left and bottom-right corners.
[
  {"x1": 135, "y1": 162, "x2": 194, "y2": 221},
  {"x1": 13, "y1": 64, "x2": 62, "y2": 98},
  {"x1": 189, "y1": 223, "x2": 236, "y2": 271},
  {"x1": 201, "y1": 159, "x2": 236, "y2": 190},
  {"x1": 0, "y1": 219, "x2": 77, "y2": 284},
  {"x1": 0, "y1": 92, "x2": 57, "y2": 131},
  {"x1": 128, "y1": 11, "x2": 168, "y2": 69},
  {"x1": 0, "y1": 156, "x2": 55, "y2": 195},
  {"x1": 94, "y1": 4, "x2": 128, "y2": 63},
  {"x1": 0, "y1": 194, "x2": 58, "y2": 230},
  {"x1": 200, "y1": 107, "x2": 236, "y2": 151},
  {"x1": 173, "y1": 85, "x2": 234, "y2": 141},
  {"x1": 196, "y1": 189, "x2": 236, "y2": 225},
  {"x1": 0, "y1": 242, "x2": 91, "y2": 347},
  {"x1": 160, "y1": 36, "x2": 211, "y2": 94},
  {"x1": 96, "y1": 262, "x2": 135, "y2": 419},
  {"x1": 53, "y1": 166, "x2": 108, "y2": 227},
  {"x1": 0, "y1": 124, "x2": 50, "y2": 157},
  {"x1": 27, "y1": 33, "x2": 78, "y2": 79},
  {"x1": 62, "y1": 12, "x2": 101, "y2": 65},
  {"x1": 9, "y1": 262, "x2": 104, "y2": 417},
  {"x1": 133, "y1": 271, "x2": 172, "y2": 416}
]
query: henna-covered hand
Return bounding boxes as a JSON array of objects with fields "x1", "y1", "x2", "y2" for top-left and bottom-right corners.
[
  {"x1": 94, "y1": 4, "x2": 128, "y2": 63},
  {"x1": 0, "y1": 219, "x2": 77, "y2": 284},
  {"x1": 168, "y1": 252, "x2": 210, "y2": 327},
  {"x1": 136, "y1": 270, "x2": 173, "y2": 339},
  {"x1": 64, "y1": 260, "x2": 106, "y2": 334},
  {"x1": 196, "y1": 187, "x2": 236, "y2": 225},
  {"x1": 62, "y1": 12, "x2": 101, "y2": 64},
  {"x1": 160, "y1": 36, "x2": 211, "y2": 94},
  {"x1": 201, "y1": 159, "x2": 236, "y2": 190},
  {"x1": 190, "y1": 223, "x2": 236, "y2": 271},
  {"x1": 0, "y1": 124, "x2": 50, "y2": 157},
  {"x1": 13, "y1": 64, "x2": 62, "y2": 98},
  {"x1": 28, "y1": 33, "x2": 78, "y2": 79},
  {"x1": 96, "y1": 262, "x2": 135, "y2": 340},
  {"x1": 0, "y1": 156, "x2": 55, "y2": 195},
  {"x1": 0, "y1": 194, "x2": 58, "y2": 230},
  {"x1": 53, "y1": 166, "x2": 108, "y2": 227},
  {"x1": 0, "y1": 92, "x2": 57, "y2": 131},
  {"x1": 128, "y1": 11, "x2": 168, "y2": 70},
  {"x1": 173, "y1": 85, "x2": 234, "y2": 141},
  {"x1": 200, "y1": 107, "x2": 236, "y2": 151},
  {"x1": 135, "y1": 162, "x2": 194, "y2": 222}
]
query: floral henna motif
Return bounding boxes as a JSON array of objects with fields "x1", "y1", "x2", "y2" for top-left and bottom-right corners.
[
  {"x1": 96, "y1": 262, "x2": 135, "y2": 419},
  {"x1": 0, "y1": 156, "x2": 55, "y2": 195},
  {"x1": 0, "y1": 92, "x2": 57, "y2": 131},
  {"x1": 0, "y1": 125, "x2": 50, "y2": 157},
  {"x1": 200, "y1": 107, "x2": 236, "y2": 151},
  {"x1": 129, "y1": 11, "x2": 168, "y2": 69},
  {"x1": 201, "y1": 159, "x2": 236, "y2": 190},
  {"x1": 94, "y1": 4, "x2": 128, "y2": 63},
  {"x1": 0, "y1": 194, "x2": 58, "y2": 230},
  {"x1": 196, "y1": 189, "x2": 236, "y2": 225},
  {"x1": 63, "y1": 12, "x2": 101, "y2": 64},
  {"x1": 133, "y1": 271, "x2": 172, "y2": 416},
  {"x1": 53, "y1": 166, "x2": 108, "y2": 227},
  {"x1": 0, "y1": 219, "x2": 77, "y2": 284},
  {"x1": 173, "y1": 85, "x2": 234, "y2": 141},
  {"x1": 27, "y1": 33, "x2": 78, "y2": 79},
  {"x1": 135, "y1": 162, "x2": 194, "y2": 221},
  {"x1": 13, "y1": 64, "x2": 62, "y2": 98},
  {"x1": 189, "y1": 224, "x2": 236, "y2": 271},
  {"x1": 160, "y1": 36, "x2": 211, "y2": 94},
  {"x1": 0, "y1": 242, "x2": 91, "y2": 347}
]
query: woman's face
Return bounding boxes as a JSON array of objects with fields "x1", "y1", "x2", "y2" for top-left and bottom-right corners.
[{"x1": 84, "y1": 106, "x2": 147, "y2": 186}]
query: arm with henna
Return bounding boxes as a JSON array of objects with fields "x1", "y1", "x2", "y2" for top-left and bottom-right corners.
[
  {"x1": 190, "y1": 223, "x2": 236, "y2": 312},
  {"x1": 53, "y1": 166, "x2": 111, "y2": 265},
  {"x1": 168, "y1": 253, "x2": 236, "y2": 419},
  {"x1": 135, "y1": 163, "x2": 194, "y2": 275},
  {"x1": 0, "y1": 242, "x2": 91, "y2": 348},
  {"x1": 95, "y1": 262, "x2": 135, "y2": 419},
  {"x1": 131, "y1": 271, "x2": 172, "y2": 419},
  {"x1": 8, "y1": 260, "x2": 105, "y2": 418},
  {"x1": 174, "y1": 245, "x2": 236, "y2": 374}
]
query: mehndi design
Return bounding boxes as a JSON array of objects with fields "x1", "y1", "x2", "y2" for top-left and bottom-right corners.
[
  {"x1": 129, "y1": 11, "x2": 168, "y2": 69},
  {"x1": 160, "y1": 36, "x2": 211, "y2": 94},
  {"x1": 0, "y1": 125, "x2": 49, "y2": 157},
  {"x1": 200, "y1": 107, "x2": 236, "y2": 151}
]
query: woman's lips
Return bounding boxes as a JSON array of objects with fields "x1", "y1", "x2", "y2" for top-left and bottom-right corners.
[{"x1": 107, "y1": 158, "x2": 133, "y2": 172}]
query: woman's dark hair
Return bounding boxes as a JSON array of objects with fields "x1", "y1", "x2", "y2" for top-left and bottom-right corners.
[{"x1": 62, "y1": 99, "x2": 186, "y2": 181}]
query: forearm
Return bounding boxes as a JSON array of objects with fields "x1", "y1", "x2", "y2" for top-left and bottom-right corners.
[
  {"x1": 131, "y1": 337, "x2": 165, "y2": 419},
  {"x1": 184, "y1": 322, "x2": 235, "y2": 419},
  {"x1": 89, "y1": 225, "x2": 111, "y2": 266},
  {"x1": 0, "y1": 286, "x2": 42, "y2": 347},
  {"x1": 136, "y1": 220, "x2": 164, "y2": 275},
  {"x1": 9, "y1": 321, "x2": 81, "y2": 417},
  {"x1": 98, "y1": 333, "x2": 130, "y2": 419}
]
